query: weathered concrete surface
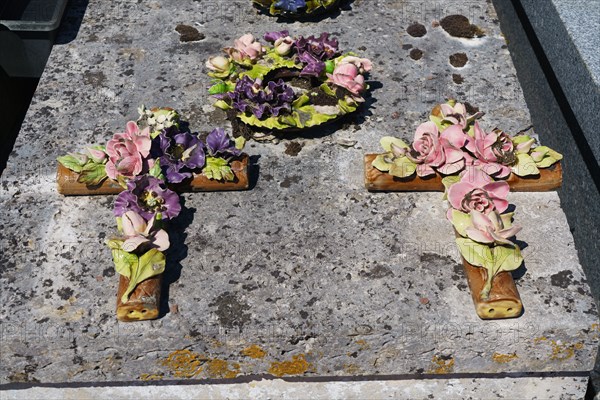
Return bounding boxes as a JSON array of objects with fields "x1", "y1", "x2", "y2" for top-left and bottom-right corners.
[
  {"x1": 0, "y1": 377, "x2": 591, "y2": 399},
  {"x1": 0, "y1": 0, "x2": 598, "y2": 395},
  {"x1": 492, "y1": 0, "x2": 600, "y2": 394}
]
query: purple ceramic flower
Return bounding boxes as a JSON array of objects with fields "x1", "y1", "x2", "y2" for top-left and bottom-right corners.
[
  {"x1": 206, "y1": 128, "x2": 241, "y2": 157},
  {"x1": 155, "y1": 127, "x2": 206, "y2": 184},
  {"x1": 295, "y1": 33, "x2": 339, "y2": 77},
  {"x1": 274, "y1": 0, "x2": 306, "y2": 12},
  {"x1": 225, "y1": 76, "x2": 294, "y2": 119},
  {"x1": 114, "y1": 175, "x2": 181, "y2": 220},
  {"x1": 264, "y1": 30, "x2": 290, "y2": 43}
]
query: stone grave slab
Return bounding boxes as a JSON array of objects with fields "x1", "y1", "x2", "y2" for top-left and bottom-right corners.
[{"x1": 0, "y1": 0, "x2": 598, "y2": 396}]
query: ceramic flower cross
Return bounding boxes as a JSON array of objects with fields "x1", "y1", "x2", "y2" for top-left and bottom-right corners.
[
  {"x1": 57, "y1": 107, "x2": 248, "y2": 321},
  {"x1": 368, "y1": 100, "x2": 563, "y2": 319}
]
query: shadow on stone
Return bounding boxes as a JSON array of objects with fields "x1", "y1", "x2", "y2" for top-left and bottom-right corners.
[
  {"x1": 55, "y1": 0, "x2": 89, "y2": 45},
  {"x1": 159, "y1": 199, "x2": 194, "y2": 318}
]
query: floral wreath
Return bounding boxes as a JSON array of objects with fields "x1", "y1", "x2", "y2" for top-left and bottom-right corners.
[
  {"x1": 252, "y1": 0, "x2": 340, "y2": 17},
  {"x1": 57, "y1": 107, "x2": 246, "y2": 306},
  {"x1": 206, "y1": 31, "x2": 372, "y2": 134},
  {"x1": 373, "y1": 101, "x2": 562, "y2": 300}
]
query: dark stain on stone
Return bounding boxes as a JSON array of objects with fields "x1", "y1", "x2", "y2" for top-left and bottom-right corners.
[
  {"x1": 57, "y1": 287, "x2": 74, "y2": 300},
  {"x1": 284, "y1": 141, "x2": 304, "y2": 156},
  {"x1": 299, "y1": 310, "x2": 309, "y2": 319},
  {"x1": 359, "y1": 264, "x2": 393, "y2": 279},
  {"x1": 280, "y1": 175, "x2": 302, "y2": 188},
  {"x1": 262, "y1": 173, "x2": 273, "y2": 182},
  {"x1": 550, "y1": 270, "x2": 574, "y2": 289},
  {"x1": 452, "y1": 74, "x2": 464, "y2": 84},
  {"x1": 209, "y1": 292, "x2": 251, "y2": 329},
  {"x1": 175, "y1": 24, "x2": 205, "y2": 42},
  {"x1": 402, "y1": 44, "x2": 413, "y2": 50},
  {"x1": 449, "y1": 53, "x2": 468, "y2": 68},
  {"x1": 420, "y1": 252, "x2": 454, "y2": 265},
  {"x1": 43, "y1": 279, "x2": 53, "y2": 287},
  {"x1": 83, "y1": 71, "x2": 106, "y2": 88},
  {"x1": 440, "y1": 15, "x2": 485, "y2": 38},
  {"x1": 407, "y1": 22, "x2": 427, "y2": 37},
  {"x1": 409, "y1": 48, "x2": 423, "y2": 60},
  {"x1": 102, "y1": 267, "x2": 115, "y2": 277}
]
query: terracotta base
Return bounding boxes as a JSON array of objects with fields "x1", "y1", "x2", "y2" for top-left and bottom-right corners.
[
  {"x1": 57, "y1": 155, "x2": 250, "y2": 195},
  {"x1": 364, "y1": 154, "x2": 563, "y2": 192},
  {"x1": 461, "y1": 261, "x2": 523, "y2": 319},
  {"x1": 116, "y1": 274, "x2": 162, "y2": 322}
]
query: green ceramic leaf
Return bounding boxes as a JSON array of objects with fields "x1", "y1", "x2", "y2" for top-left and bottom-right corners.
[
  {"x1": 492, "y1": 245, "x2": 523, "y2": 275},
  {"x1": 371, "y1": 154, "x2": 392, "y2": 172},
  {"x1": 456, "y1": 238, "x2": 493, "y2": 268},
  {"x1": 512, "y1": 134, "x2": 532, "y2": 144},
  {"x1": 450, "y1": 210, "x2": 471, "y2": 237},
  {"x1": 121, "y1": 249, "x2": 166, "y2": 304},
  {"x1": 511, "y1": 153, "x2": 540, "y2": 177},
  {"x1": 337, "y1": 98, "x2": 358, "y2": 114},
  {"x1": 239, "y1": 63, "x2": 273, "y2": 80},
  {"x1": 441, "y1": 175, "x2": 461, "y2": 200},
  {"x1": 499, "y1": 212, "x2": 514, "y2": 229},
  {"x1": 319, "y1": 83, "x2": 336, "y2": 97},
  {"x1": 265, "y1": 50, "x2": 302, "y2": 69},
  {"x1": 234, "y1": 136, "x2": 246, "y2": 150},
  {"x1": 111, "y1": 247, "x2": 138, "y2": 280},
  {"x1": 213, "y1": 100, "x2": 231, "y2": 110},
  {"x1": 77, "y1": 162, "x2": 108, "y2": 186},
  {"x1": 380, "y1": 137, "x2": 409, "y2": 152},
  {"x1": 202, "y1": 156, "x2": 235, "y2": 181},
  {"x1": 57, "y1": 155, "x2": 84, "y2": 173},
  {"x1": 208, "y1": 80, "x2": 231, "y2": 95},
  {"x1": 389, "y1": 156, "x2": 417, "y2": 178},
  {"x1": 148, "y1": 160, "x2": 165, "y2": 180},
  {"x1": 292, "y1": 94, "x2": 310, "y2": 108}
]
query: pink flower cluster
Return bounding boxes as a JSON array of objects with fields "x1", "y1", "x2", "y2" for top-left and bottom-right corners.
[
  {"x1": 447, "y1": 168, "x2": 521, "y2": 246},
  {"x1": 225, "y1": 34, "x2": 265, "y2": 62},
  {"x1": 105, "y1": 121, "x2": 152, "y2": 180},
  {"x1": 398, "y1": 103, "x2": 519, "y2": 179},
  {"x1": 326, "y1": 56, "x2": 372, "y2": 97}
]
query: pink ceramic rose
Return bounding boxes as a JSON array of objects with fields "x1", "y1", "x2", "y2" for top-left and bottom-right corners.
[
  {"x1": 327, "y1": 63, "x2": 366, "y2": 96},
  {"x1": 105, "y1": 121, "x2": 151, "y2": 180},
  {"x1": 437, "y1": 124, "x2": 469, "y2": 175},
  {"x1": 465, "y1": 122, "x2": 514, "y2": 178},
  {"x1": 226, "y1": 34, "x2": 264, "y2": 62},
  {"x1": 405, "y1": 121, "x2": 445, "y2": 177},
  {"x1": 465, "y1": 210, "x2": 522, "y2": 247},
  {"x1": 337, "y1": 56, "x2": 373, "y2": 74},
  {"x1": 121, "y1": 211, "x2": 170, "y2": 253},
  {"x1": 447, "y1": 167, "x2": 510, "y2": 214}
]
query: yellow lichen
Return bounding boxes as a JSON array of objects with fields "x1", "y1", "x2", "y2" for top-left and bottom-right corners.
[
  {"x1": 355, "y1": 339, "x2": 370, "y2": 351},
  {"x1": 268, "y1": 354, "x2": 311, "y2": 377},
  {"x1": 139, "y1": 373, "x2": 163, "y2": 381},
  {"x1": 492, "y1": 352, "x2": 518, "y2": 363},
  {"x1": 205, "y1": 359, "x2": 240, "y2": 379},
  {"x1": 161, "y1": 349, "x2": 205, "y2": 378},
  {"x1": 428, "y1": 355, "x2": 455, "y2": 374},
  {"x1": 343, "y1": 364, "x2": 361, "y2": 374},
  {"x1": 549, "y1": 341, "x2": 584, "y2": 361},
  {"x1": 241, "y1": 345, "x2": 267, "y2": 359}
]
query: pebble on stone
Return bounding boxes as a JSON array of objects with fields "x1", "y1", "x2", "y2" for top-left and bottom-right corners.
[
  {"x1": 440, "y1": 15, "x2": 484, "y2": 38},
  {"x1": 406, "y1": 22, "x2": 427, "y2": 37},
  {"x1": 409, "y1": 48, "x2": 423, "y2": 60},
  {"x1": 449, "y1": 52, "x2": 468, "y2": 68},
  {"x1": 175, "y1": 24, "x2": 205, "y2": 42}
]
